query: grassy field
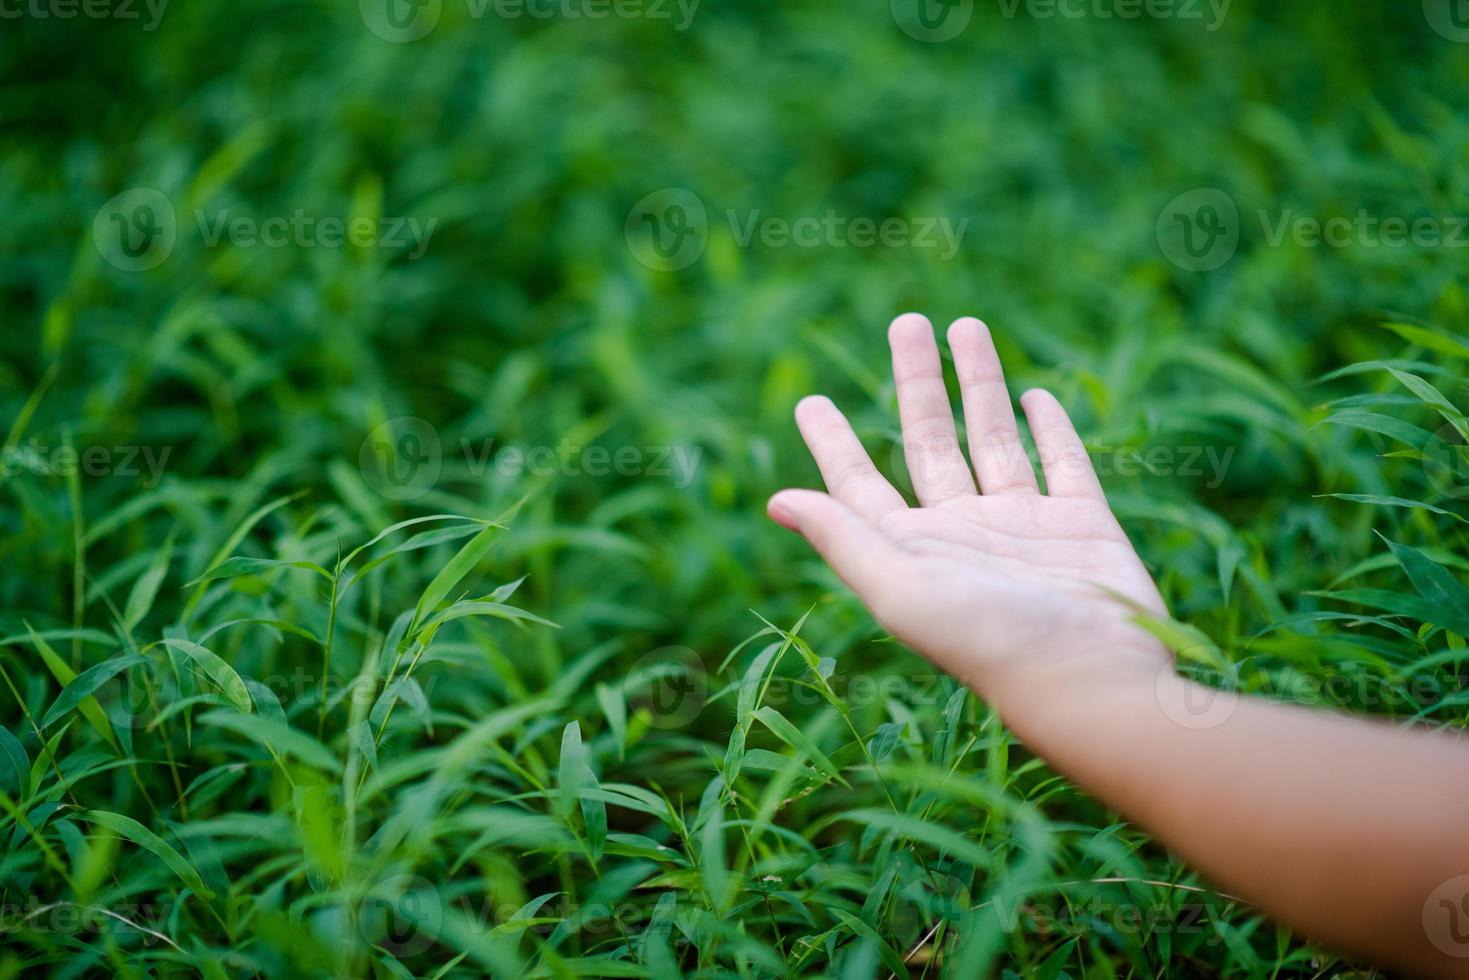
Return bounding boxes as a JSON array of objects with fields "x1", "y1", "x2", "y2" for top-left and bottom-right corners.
[{"x1": 3, "y1": 1, "x2": 1469, "y2": 975}]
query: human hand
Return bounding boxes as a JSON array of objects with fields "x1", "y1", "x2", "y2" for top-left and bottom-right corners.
[{"x1": 768, "y1": 313, "x2": 1171, "y2": 704}]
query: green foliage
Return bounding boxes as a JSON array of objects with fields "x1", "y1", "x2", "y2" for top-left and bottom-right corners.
[{"x1": 2, "y1": 1, "x2": 1468, "y2": 976}]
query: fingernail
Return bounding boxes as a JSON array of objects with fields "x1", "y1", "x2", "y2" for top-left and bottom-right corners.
[{"x1": 767, "y1": 495, "x2": 798, "y2": 530}]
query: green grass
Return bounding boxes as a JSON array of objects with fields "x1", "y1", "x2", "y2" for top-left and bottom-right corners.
[{"x1": 3, "y1": 1, "x2": 1469, "y2": 976}]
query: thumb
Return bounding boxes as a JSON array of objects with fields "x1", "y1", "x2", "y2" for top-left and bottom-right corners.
[{"x1": 768, "y1": 489, "x2": 905, "y2": 608}]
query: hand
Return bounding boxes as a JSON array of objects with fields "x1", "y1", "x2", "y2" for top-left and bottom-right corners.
[{"x1": 768, "y1": 313, "x2": 1171, "y2": 704}]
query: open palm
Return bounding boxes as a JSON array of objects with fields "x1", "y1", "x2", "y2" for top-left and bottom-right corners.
[{"x1": 769, "y1": 314, "x2": 1170, "y2": 700}]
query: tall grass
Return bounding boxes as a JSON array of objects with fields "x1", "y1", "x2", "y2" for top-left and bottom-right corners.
[{"x1": 2, "y1": 1, "x2": 1468, "y2": 975}]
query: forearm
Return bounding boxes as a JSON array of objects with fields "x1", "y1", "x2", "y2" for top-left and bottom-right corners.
[{"x1": 991, "y1": 660, "x2": 1469, "y2": 977}]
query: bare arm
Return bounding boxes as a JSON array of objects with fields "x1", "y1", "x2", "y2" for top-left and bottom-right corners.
[
  {"x1": 768, "y1": 312, "x2": 1469, "y2": 977},
  {"x1": 1002, "y1": 663, "x2": 1469, "y2": 977}
]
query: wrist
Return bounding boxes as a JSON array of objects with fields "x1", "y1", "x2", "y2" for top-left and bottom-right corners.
[{"x1": 979, "y1": 631, "x2": 1172, "y2": 727}]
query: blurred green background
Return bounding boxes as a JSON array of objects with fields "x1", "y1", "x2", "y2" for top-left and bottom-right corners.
[{"x1": 3, "y1": 0, "x2": 1469, "y2": 975}]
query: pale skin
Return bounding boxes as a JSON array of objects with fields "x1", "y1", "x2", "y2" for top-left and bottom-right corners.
[{"x1": 767, "y1": 312, "x2": 1469, "y2": 978}]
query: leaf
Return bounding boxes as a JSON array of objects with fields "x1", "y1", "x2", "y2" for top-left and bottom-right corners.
[
  {"x1": 0, "y1": 727, "x2": 29, "y2": 798},
  {"x1": 183, "y1": 491, "x2": 306, "y2": 619},
  {"x1": 244, "y1": 678, "x2": 286, "y2": 722},
  {"x1": 736, "y1": 642, "x2": 780, "y2": 724},
  {"x1": 1387, "y1": 367, "x2": 1469, "y2": 441},
  {"x1": 346, "y1": 520, "x2": 488, "y2": 584},
  {"x1": 161, "y1": 640, "x2": 252, "y2": 712},
  {"x1": 1318, "y1": 409, "x2": 1433, "y2": 449},
  {"x1": 754, "y1": 706, "x2": 848, "y2": 787},
  {"x1": 866, "y1": 722, "x2": 902, "y2": 764},
  {"x1": 416, "y1": 599, "x2": 557, "y2": 634},
  {"x1": 722, "y1": 641, "x2": 782, "y2": 787},
  {"x1": 370, "y1": 676, "x2": 429, "y2": 729},
  {"x1": 1382, "y1": 321, "x2": 1469, "y2": 361},
  {"x1": 185, "y1": 556, "x2": 332, "y2": 587},
  {"x1": 1321, "y1": 493, "x2": 1467, "y2": 522},
  {"x1": 596, "y1": 683, "x2": 627, "y2": 760},
  {"x1": 79, "y1": 810, "x2": 213, "y2": 899},
  {"x1": 340, "y1": 514, "x2": 496, "y2": 572},
  {"x1": 41, "y1": 653, "x2": 147, "y2": 729},
  {"x1": 558, "y1": 721, "x2": 607, "y2": 863},
  {"x1": 124, "y1": 530, "x2": 176, "y2": 631},
  {"x1": 836, "y1": 808, "x2": 993, "y2": 871},
  {"x1": 347, "y1": 720, "x2": 378, "y2": 771},
  {"x1": 830, "y1": 909, "x2": 909, "y2": 978},
  {"x1": 1380, "y1": 536, "x2": 1469, "y2": 637},
  {"x1": 24, "y1": 624, "x2": 115, "y2": 748},
  {"x1": 698, "y1": 787, "x2": 728, "y2": 914},
  {"x1": 196, "y1": 617, "x2": 324, "y2": 646},
  {"x1": 1100, "y1": 600, "x2": 1232, "y2": 671},
  {"x1": 1308, "y1": 588, "x2": 1464, "y2": 635},
  {"x1": 638, "y1": 891, "x2": 677, "y2": 967},
  {"x1": 198, "y1": 709, "x2": 340, "y2": 773},
  {"x1": 412, "y1": 525, "x2": 502, "y2": 631}
]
